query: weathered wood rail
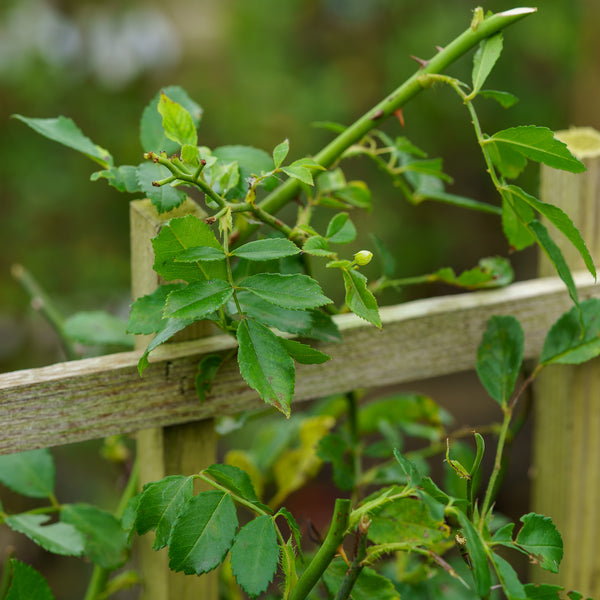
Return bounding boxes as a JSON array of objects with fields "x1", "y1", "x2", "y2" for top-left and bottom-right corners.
[
  {"x1": 0, "y1": 272, "x2": 598, "y2": 455},
  {"x1": 1, "y1": 128, "x2": 599, "y2": 598}
]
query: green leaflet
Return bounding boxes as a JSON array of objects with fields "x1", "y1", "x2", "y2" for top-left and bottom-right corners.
[
  {"x1": 278, "y1": 338, "x2": 330, "y2": 365},
  {"x1": 6, "y1": 560, "x2": 55, "y2": 600},
  {"x1": 236, "y1": 291, "x2": 314, "y2": 335},
  {"x1": 5, "y1": 514, "x2": 84, "y2": 557},
  {"x1": 230, "y1": 515, "x2": 279, "y2": 598},
  {"x1": 231, "y1": 238, "x2": 301, "y2": 261},
  {"x1": 303, "y1": 235, "x2": 334, "y2": 258},
  {"x1": 501, "y1": 194, "x2": 535, "y2": 250},
  {"x1": 136, "y1": 162, "x2": 187, "y2": 214},
  {"x1": 168, "y1": 491, "x2": 238, "y2": 575},
  {"x1": 134, "y1": 475, "x2": 194, "y2": 550},
  {"x1": 368, "y1": 497, "x2": 449, "y2": 548},
  {"x1": 0, "y1": 449, "x2": 55, "y2": 499},
  {"x1": 540, "y1": 298, "x2": 600, "y2": 365},
  {"x1": 138, "y1": 317, "x2": 194, "y2": 375},
  {"x1": 281, "y1": 164, "x2": 313, "y2": 185},
  {"x1": 325, "y1": 212, "x2": 357, "y2": 244},
  {"x1": 433, "y1": 256, "x2": 514, "y2": 290},
  {"x1": 524, "y1": 584, "x2": 564, "y2": 599},
  {"x1": 237, "y1": 319, "x2": 295, "y2": 416},
  {"x1": 175, "y1": 246, "x2": 227, "y2": 262},
  {"x1": 275, "y1": 507, "x2": 303, "y2": 561},
  {"x1": 454, "y1": 510, "x2": 493, "y2": 598},
  {"x1": 181, "y1": 143, "x2": 200, "y2": 167},
  {"x1": 140, "y1": 86, "x2": 202, "y2": 155},
  {"x1": 272, "y1": 139, "x2": 290, "y2": 168},
  {"x1": 90, "y1": 165, "x2": 141, "y2": 193},
  {"x1": 486, "y1": 126, "x2": 585, "y2": 177},
  {"x1": 492, "y1": 522, "x2": 516, "y2": 544},
  {"x1": 127, "y1": 284, "x2": 185, "y2": 335},
  {"x1": 239, "y1": 273, "x2": 332, "y2": 310},
  {"x1": 152, "y1": 215, "x2": 226, "y2": 283},
  {"x1": 479, "y1": 89, "x2": 519, "y2": 108},
  {"x1": 213, "y1": 145, "x2": 277, "y2": 199},
  {"x1": 403, "y1": 157, "x2": 453, "y2": 183},
  {"x1": 304, "y1": 309, "x2": 342, "y2": 342},
  {"x1": 342, "y1": 268, "x2": 382, "y2": 329},
  {"x1": 280, "y1": 538, "x2": 298, "y2": 600},
  {"x1": 528, "y1": 220, "x2": 579, "y2": 306},
  {"x1": 281, "y1": 158, "x2": 324, "y2": 186},
  {"x1": 158, "y1": 92, "x2": 198, "y2": 147},
  {"x1": 490, "y1": 552, "x2": 527, "y2": 600},
  {"x1": 515, "y1": 513, "x2": 563, "y2": 574},
  {"x1": 393, "y1": 449, "x2": 422, "y2": 485},
  {"x1": 63, "y1": 311, "x2": 133, "y2": 348},
  {"x1": 503, "y1": 184, "x2": 596, "y2": 278},
  {"x1": 471, "y1": 34, "x2": 503, "y2": 96},
  {"x1": 332, "y1": 181, "x2": 372, "y2": 211},
  {"x1": 61, "y1": 503, "x2": 128, "y2": 569},
  {"x1": 12, "y1": 115, "x2": 113, "y2": 168},
  {"x1": 476, "y1": 315, "x2": 524, "y2": 406},
  {"x1": 204, "y1": 464, "x2": 259, "y2": 503},
  {"x1": 164, "y1": 280, "x2": 233, "y2": 320},
  {"x1": 205, "y1": 160, "x2": 240, "y2": 196}
]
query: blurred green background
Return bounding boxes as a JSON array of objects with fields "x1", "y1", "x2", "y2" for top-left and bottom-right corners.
[
  {"x1": 0, "y1": 1, "x2": 598, "y2": 597},
  {"x1": 2, "y1": 0, "x2": 597, "y2": 373}
]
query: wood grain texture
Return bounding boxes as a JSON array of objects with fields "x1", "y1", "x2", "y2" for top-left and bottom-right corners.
[
  {"x1": 130, "y1": 198, "x2": 219, "y2": 600},
  {"x1": 532, "y1": 128, "x2": 600, "y2": 597},
  {"x1": 1, "y1": 272, "x2": 598, "y2": 455}
]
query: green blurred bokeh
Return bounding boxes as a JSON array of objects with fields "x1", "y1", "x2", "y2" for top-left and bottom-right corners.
[{"x1": 1, "y1": 0, "x2": 593, "y2": 373}]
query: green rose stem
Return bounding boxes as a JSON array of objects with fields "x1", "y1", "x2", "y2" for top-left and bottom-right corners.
[
  {"x1": 288, "y1": 498, "x2": 351, "y2": 600},
  {"x1": 0, "y1": 551, "x2": 14, "y2": 599},
  {"x1": 11, "y1": 264, "x2": 78, "y2": 361},
  {"x1": 243, "y1": 8, "x2": 536, "y2": 243},
  {"x1": 334, "y1": 516, "x2": 370, "y2": 600},
  {"x1": 83, "y1": 460, "x2": 139, "y2": 600}
]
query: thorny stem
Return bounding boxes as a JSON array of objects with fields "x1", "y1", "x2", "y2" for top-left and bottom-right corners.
[
  {"x1": 242, "y1": 8, "x2": 536, "y2": 243},
  {"x1": 147, "y1": 151, "x2": 228, "y2": 210},
  {"x1": 222, "y1": 225, "x2": 244, "y2": 319},
  {"x1": 479, "y1": 406, "x2": 512, "y2": 527},
  {"x1": 479, "y1": 363, "x2": 542, "y2": 527},
  {"x1": 250, "y1": 204, "x2": 294, "y2": 239},
  {"x1": 288, "y1": 499, "x2": 351, "y2": 600},
  {"x1": 334, "y1": 516, "x2": 370, "y2": 600}
]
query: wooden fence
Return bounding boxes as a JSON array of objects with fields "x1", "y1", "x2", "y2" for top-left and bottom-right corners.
[{"x1": 1, "y1": 128, "x2": 599, "y2": 599}]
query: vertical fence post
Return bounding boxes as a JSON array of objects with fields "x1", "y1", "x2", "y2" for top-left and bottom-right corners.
[
  {"x1": 532, "y1": 128, "x2": 600, "y2": 596},
  {"x1": 130, "y1": 198, "x2": 219, "y2": 600}
]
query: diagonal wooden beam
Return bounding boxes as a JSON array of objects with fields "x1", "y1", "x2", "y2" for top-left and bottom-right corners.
[{"x1": 1, "y1": 273, "x2": 598, "y2": 455}]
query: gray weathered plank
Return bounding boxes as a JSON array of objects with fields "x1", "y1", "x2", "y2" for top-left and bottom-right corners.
[{"x1": 1, "y1": 272, "x2": 598, "y2": 455}]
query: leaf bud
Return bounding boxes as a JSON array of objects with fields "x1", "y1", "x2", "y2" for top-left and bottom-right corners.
[{"x1": 354, "y1": 250, "x2": 373, "y2": 266}]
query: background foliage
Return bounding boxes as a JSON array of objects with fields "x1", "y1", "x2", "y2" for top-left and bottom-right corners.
[{"x1": 1, "y1": 0, "x2": 594, "y2": 373}]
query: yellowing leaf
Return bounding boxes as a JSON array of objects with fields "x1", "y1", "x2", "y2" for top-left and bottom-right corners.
[{"x1": 269, "y1": 415, "x2": 335, "y2": 507}]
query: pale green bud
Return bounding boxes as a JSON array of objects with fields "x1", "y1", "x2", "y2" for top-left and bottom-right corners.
[{"x1": 354, "y1": 250, "x2": 373, "y2": 266}]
